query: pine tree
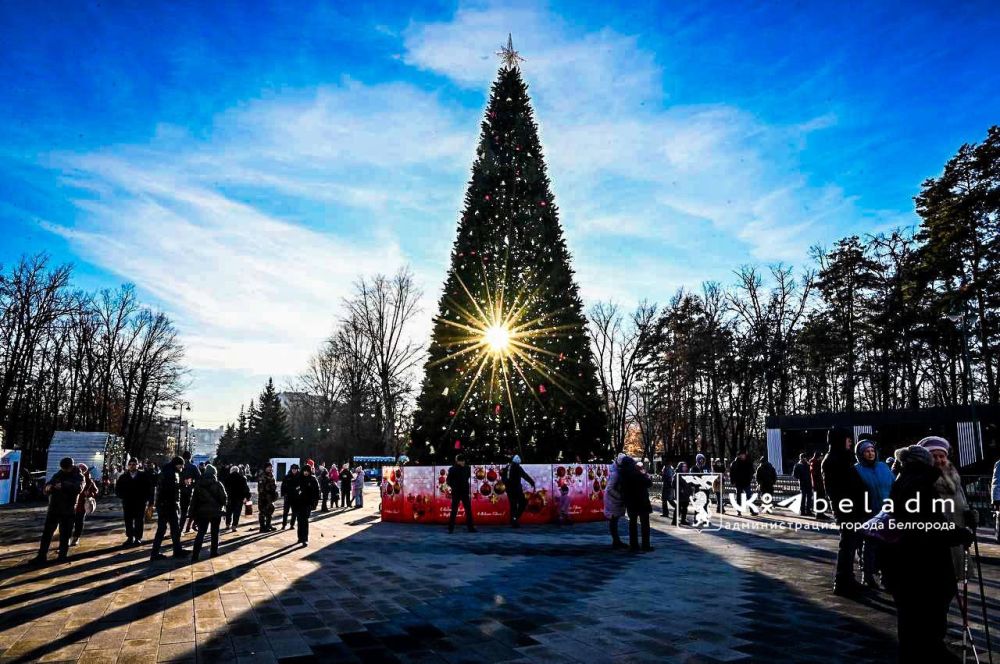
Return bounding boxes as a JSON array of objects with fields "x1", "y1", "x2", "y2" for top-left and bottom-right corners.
[
  {"x1": 215, "y1": 423, "x2": 238, "y2": 463},
  {"x1": 410, "y1": 47, "x2": 608, "y2": 463},
  {"x1": 249, "y1": 378, "x2": 293, "y2": 464}
]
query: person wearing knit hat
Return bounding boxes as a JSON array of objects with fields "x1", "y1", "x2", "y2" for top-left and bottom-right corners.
[
  {"x1": 223, "y1": 465, "x2": 251, "y2": 533},
  {"x1": 916, "y1": 436, "x2": 972, "y2": 580},
  {"x1": 281, "y1": 464, "x2": 302, "y2": 529},
  {"x1": 502, "y1": 454, "x2": 535, "y2": 528},
  {"x1": 189, "y1": 463, "x2": 228, "y2": 561},
  {"x1": 853, "y1": 440, "x2": 894, "y2": 588},
  {"x1": 150, "y1": 456, "x2": 189, "y2": 561},
  {"x1": 887, "y1": 444, "x2": 974, "y2": 662}
]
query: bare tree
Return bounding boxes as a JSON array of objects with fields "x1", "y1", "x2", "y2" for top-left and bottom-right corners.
[{"x1": 346, "y1": 267, "x2": 423, "y2": 454}]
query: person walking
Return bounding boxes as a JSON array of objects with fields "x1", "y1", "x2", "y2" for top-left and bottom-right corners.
[
  {"x1": 352, "y1": 466, "x2": 365, "y2": 508},
  {"x1": 280, "y1": 464, "x2": 301, "y2": 528},
  {"x1": 150, "y1": 457, "x2": 190, "y2": 561},
  {"x1": 189, "y1": 464, "x2": 228, "y2": 562},
  {"x1": 70, "y1": 464, "x2": 99, "y2": 547},
  {"x1": 822, "y1": 427, "x2": 867, "y2": 596},
  {"x1": 884, "y1": 445, "x2": 973, "y2": 664},
  {"x1": 620, "y1": 456, "x2": 653, "y2": 552},
  {"x1": 318, "y1": 462, "x2": 331, "y2": 511},
  {"x1": 853, "y1": 439, "x2": 894, "y2": 588},
  {"x1": 339, "y1": 465, "x2": 353, "y2": 510},
  {"x1": 116, "y1": 458, "x2": 151, "y2": 547},
  {"x1": 256, "y1": 462, "x2": 278, "y2": 532},
  {"x1": 179, "y1": 450, "x2": 202, "y2": 534},
  {"x1": 604, "y1": 454, "x2": 627, "y2": 548},
  {"x1": 792, "y1": 453, "x2": 814, "y2": 516},
  {"x1": 754, "y1": 456, "x2": 777, "y2": 499},
  {"x1": 290, "y1": 463, "x2": 320, "y2": 546},
  {"x1": 223, "y1": 465, "x2": 250, "y2": 532},
  {"x1": 660, "y1": 460, "x2": 675, "y2": 519},
  {"x1": 502, "y1": 455, "x2": 535, "y2": 527},
  {"x1": 446, "y1": 454, "x2": 475, "y2": 533},
  {"x1": 328, "y1": 465, "x2": 341, "y2": 508},
  {"x1": 728, "y1": 451, "x2": 753, "y2": 503},
  {"x1": 30, "y1": 457, "x2": 84, "y2": 566}
]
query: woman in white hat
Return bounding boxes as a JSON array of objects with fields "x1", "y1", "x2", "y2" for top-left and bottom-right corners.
[{"x1": 917, "y1": 436, "x2": 973, "y2": 579}]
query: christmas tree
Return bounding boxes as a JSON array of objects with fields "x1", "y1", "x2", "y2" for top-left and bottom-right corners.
[{"x1": 410, "y1": 37, "x2": 608, "y2": 464}]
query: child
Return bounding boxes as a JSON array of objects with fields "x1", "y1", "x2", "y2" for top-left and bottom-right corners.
[{"x1": 557, "y1": 480, "x2": 571, "y2": 525}]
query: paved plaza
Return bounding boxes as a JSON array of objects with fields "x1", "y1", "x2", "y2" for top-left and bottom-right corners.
[{"x1": 0, "y1": 487, "x2": 997, "y2": 663}]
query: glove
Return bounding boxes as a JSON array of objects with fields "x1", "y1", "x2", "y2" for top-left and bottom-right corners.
[
  {"x1": 957, "y1": 527, "x2": 975, "y2": 549},
  {"x1": 963, "y1": 509, "x2": 979, "y2": 528}
]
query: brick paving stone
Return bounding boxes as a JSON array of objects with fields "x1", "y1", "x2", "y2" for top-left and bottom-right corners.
[{"x1": 1, "y1": 488, "x2": 998, "y2": 663}]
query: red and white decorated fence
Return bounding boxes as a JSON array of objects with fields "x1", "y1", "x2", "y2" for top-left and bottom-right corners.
[{"x1": 380, "y1": 463, "x2": 611, "y2": 524}]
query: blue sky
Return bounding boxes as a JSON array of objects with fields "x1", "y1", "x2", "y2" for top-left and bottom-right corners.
[{"x1": 2, "y1": 1, "x2": 998, "y2": 429}]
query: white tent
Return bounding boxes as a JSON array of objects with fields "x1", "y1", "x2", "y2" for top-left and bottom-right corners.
[{"x1": 45, "y1": 431, "x2": 122, "y2": 482}]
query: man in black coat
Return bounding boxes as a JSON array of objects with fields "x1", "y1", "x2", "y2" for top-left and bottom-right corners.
[
  {"x1": 281, "y1": 464, "x2": 301, "y2": 528},
  {"x1": 447, "y1": 454, "x2": 475, "y2": 533},
  {"x1": 502, "y1": 455, "x2": 535, "y2": 528},
  {"x1": 791, "y1": 453, "x2": 814, "y2": 516},
  {"x1": 728, "y1": 450, "x2": 754, "y2": 502},
  {"x1": 179, "y1": 450, "x2": 201, "y2": 533},
  {"x1": 116, "y1": 457, "x2": 152, "y2": 546},
  {"x1": 31, "y1": 457, "x2": 84, "y2": 565},
  {"x1": 289, "y1": 464, "x2": 320, "y2": 546},
  {"x1": 821, "y1": 427, "x2": 867, "y2": 596},
  {"x1": 150, "y1": 457, "x2": 189, "y2": 561},
  {"x1": 223, "y1": 466, "x2": 250, "y2": 532},
  {"x1": 620, "y1": 457, "x2": 654, "y2": 552}
]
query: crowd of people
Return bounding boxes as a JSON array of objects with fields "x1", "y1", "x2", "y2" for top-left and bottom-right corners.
[{"x1": 29, "y1": 451, "x2": 372, "y2": 566}]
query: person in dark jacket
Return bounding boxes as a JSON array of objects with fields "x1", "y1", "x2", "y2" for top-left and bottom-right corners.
[
  {"x1": 821, "y1": 427, "x2": 867, "y2": 596},
  {"x1": 502, "y1": 455, "x2": 536, "y2": 527},
  {"x1": 30, "y1": 457, "x2": 84, "y2": 565},
  {"x1": 116, "y1": 458, "x2": 152, "y2": 546},
  {"x1": 791, "y1": 453, "x2": 814, "y2": 516},
  {"x1": 729, "y1": 451, "x2": 754, "y2": 502},
  {"x1": 150, "y1": 457, "x2": 189, "y2": 561},
  {"x1": 318, "y1": 462, "x2": 331, "y2": 511},
  {"x1": 672, "y1": 462, "x2": 692, "y2": 526},
  {"x1": 620, "y1": 457, "x2": 653, "y2": 552},
  {"x1": 446, "y1": 454, "x2": 475, "y2": 533},
  {"x1": 884, "y1": 445, "x2": 973, "y2": 663},
  {"x1": 256, "y1": 462, "x2": 278, "y2": 532},
  {"x1": 179, "y1": 450, "x2": 201, "y2": 534},
  {"x1": 339, "y1": 464, "x2": 353, "y2": 510},
  {"x1": 281, "y1": 464, "x2": 301, "y2": 528},
  {"x1": 754, "y1": 457, "x2": 777, "y2": 498},
  {"x1": 223, "y1": 466, "x2": 250, "y2": 532},
  {"x1": 289, "y1": 463, "x2": 320, "y2": 545},
  {"x1": 189, "y1": 464, "x2": 228, "y2": 561},
  {"x1": 809, "y1": 451, "x2": 825, "y2": 501}
]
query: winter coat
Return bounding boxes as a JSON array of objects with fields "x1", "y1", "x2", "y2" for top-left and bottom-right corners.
[
  {"x1": 502, "y1": 463, "x2": 535, "y2": 496},
  {"x1": 155, "y1": 463, "x2": 183, "y2": 512},
  {"x1": 328, "y1": 467, "x2": 340, "y2": 483},
  {"x1": 223, "y1": 471, "x2": 250, "y2": 509},
  {"x1": 854, "y1": 460, "x2": 894, "y2": 515},
  {"x1": 809, "y1": 457, "x2": 825, "y2": 495},
  {"x1": 603, "y1": 462, "x2": 625, "y2": 518},
  {"x1": 75, "y1": 475, "x2": 99, "y2": 515},
  {"x1": 729, "y1": 458, "x2": 753, "y2": 487},
  {"x1": 882, "y1": 461, "x2": 969, "y2": 600},
  {"x1": 929, "y1": 463, "x2": 970, "y2": 579},
  {"x1": 318, "y1": 468, "x2": 330, "y2": 489},
  {"x1": 755, "y1": 461, "x2": 777, "y2": 492},
  {"x1": 281, "y1": 472, "x2": 300, "y2": 498},
  {"x1": 352, "y1": 468, "x2": 365, "y2": 492},
  {"x1": 619, "y1": 458, "x2": 652, "y2": 517},
  {"x1": 181, "y1": 461, "x2": 201, "y2": 492},
  {"x1": 822, "y1": 444, "x2": 867, "y2": 524},
  {"x1": 188, "y1": 475, "x2": 228, "y2": 521},
  {"x1": 256, "y1": 471, "x2": 278, "y2": 512},
  {"x1": 339, "y1": 468, "x2": 352, "y2": 494},
  {"x1": 792, "y1": 461, "x2": 813, "y2": 493},
  {"x1": 45, "y1": 468, "x2": 84, "y2": 517},
  {"x1": 116, "y1": 471, "x2": 151, "y2": 507},
  {"x1": 289, "y1": 473, "x2": 320, "y2": 511},
  {"x1": 992, "y1": 460, "x2": 1000, "y2": 503},
  {"x1": 672, "y1": 472, "x2": 693, "y2": 504},
  {"x1": 446, "y1": 464, "x2": 471, "y2": 497}
]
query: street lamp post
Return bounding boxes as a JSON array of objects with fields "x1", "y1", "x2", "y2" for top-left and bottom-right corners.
[{"x1": 172, "y1": 401, "x2": 192, "y2": 455}]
